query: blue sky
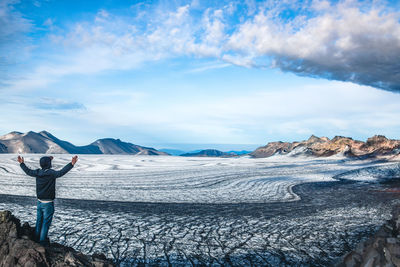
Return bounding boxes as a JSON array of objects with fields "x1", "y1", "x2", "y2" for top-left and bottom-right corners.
[{"x1": 1, "y1": 0, "x2": 400, "y2": 150}]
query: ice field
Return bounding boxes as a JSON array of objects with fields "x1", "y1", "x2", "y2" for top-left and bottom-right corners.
[
  {"x1": 1, "y1": 154, "x2": 400, "y2": 266},
  {"x1": 0, "y1": 154, "x2": 396, "y2": 203}
]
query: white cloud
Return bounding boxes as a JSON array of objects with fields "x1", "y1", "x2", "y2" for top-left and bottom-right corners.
[
  {"x1": 43, "y1": 18, "x2": 53, "y2": 27},
  {"x1": 6, "y1": 3, "x2": 226, "y2": 90},
  {"x1": 31, "y1": 1, "x2": 400, "y2": 92},
  {"x1": 0, "y1": 0, "x2": 33, "y2": 67},
  {"x1": 6, "y1": 1, "x2": 400, "y2": 92},
  {"x1": 34, "y1": 97, "x2": 86, "y2": 111},
  {"x1": 227, "y1": 0, "x2": 400, "y2": 91},
  {"x1": 0, "y1": 0, "x2": 31, "y2": 39},
  {"x1": 66, "y1": 81, "x2": 400, "y2": 143},
  {"x1": 185, "y1": 62, "x2": 230, "y2": 73},
  {"x1": 312, "y1": 0, "x2": 331, "y2": 11},
  {"x1": 2, "y1": 75, "x2": 400, "y2": 144}
]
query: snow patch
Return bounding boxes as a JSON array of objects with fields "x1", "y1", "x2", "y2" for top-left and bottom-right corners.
[{"x1": 333, "y1": 163, "x2": 400, "y2": 182}]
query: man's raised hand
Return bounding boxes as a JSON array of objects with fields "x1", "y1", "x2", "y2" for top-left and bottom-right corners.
[
  {"x1": 17, "y1": 156, "x2": 24, "y2": 164},
  {"x1": 71, "y1": 155, "x2": 78, "y2": 166}
]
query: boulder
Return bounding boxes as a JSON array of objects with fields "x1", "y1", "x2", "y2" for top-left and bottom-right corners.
[
  {"x1": 0, "y1": 210, "x2": 114, "y2": 267},
  {"x1": 336, "y1": 205, "x2": 400, "y2": 266}
]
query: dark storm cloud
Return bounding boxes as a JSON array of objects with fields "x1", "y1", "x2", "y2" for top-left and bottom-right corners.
[{"x1": 226, "y1": 1, "x2": 400, "y2": 92}]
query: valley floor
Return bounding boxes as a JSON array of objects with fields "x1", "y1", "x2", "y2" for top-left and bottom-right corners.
[{"x1": 0, "y1": 181, "x2": 398, "y2": 266}]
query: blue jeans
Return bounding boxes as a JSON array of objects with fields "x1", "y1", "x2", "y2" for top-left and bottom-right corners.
[{"x1": 35, "y1": 201, "x2": 54, "y2": 246}]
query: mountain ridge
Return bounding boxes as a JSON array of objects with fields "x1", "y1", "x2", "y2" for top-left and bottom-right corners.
[
  {"x1": 180, "y1": 149, "x2": 237, "y2": 157},
  {"x1": 1, "y1": 131, "x2": 399, "y2": 158},
  {"x1": 0, "y1": 131, "x2": 168, "y2": 155},
  {"x1": 251, "y1": 135, "x2": 400, "y2": 158}
]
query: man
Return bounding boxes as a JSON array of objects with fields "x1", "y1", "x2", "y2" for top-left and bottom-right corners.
[{"x1": 18, "y1": 155, "x2": 78, "y2": 246}]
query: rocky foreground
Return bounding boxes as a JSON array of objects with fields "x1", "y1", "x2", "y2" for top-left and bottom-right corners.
[
  {"x1": 251, "y1": 135, "x2": 400, "y2": 158},
  {"x1": 0, "y1": 210, "x2": 114, "y2": 267},
  {"x1": 337, "y1": 205, "x2": 400, "y2": 266}
]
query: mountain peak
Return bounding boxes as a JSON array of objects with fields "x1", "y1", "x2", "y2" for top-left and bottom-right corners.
[
  {"x1": 331, "y1": 136, "x2": 354, "y2": 142},
  {"x1": 0, "y1": 131, "x2": 23, "y2": 140},
  {"x1": 366, "y1": 135, "x2": 389, "y2": 144},
  {"x1": 307, "y1": 135, "x2": 323, "y2": 143},
  {"x1": 89, "y1": 137, "x2": 167, "y2": 155},
  {"x1": 0, "y1": 131, "x2": 167, "y2": 155},
  {"x1": 95, "y1": 138, "x2": 122, "y2": 143},
  {"x1": 39, "y1": 130, "x2": 53, "y2": 137},
  {"x1": 22, "y1": 131, "x2": 38, "y2": 137},
  {"x1": 320, "y1": 136, "x2": 330, "y2": 142}
]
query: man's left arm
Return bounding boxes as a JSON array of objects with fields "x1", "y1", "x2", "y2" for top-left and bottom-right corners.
[{"x1": 54, "y1": 156, "x2": 78, "y2": 178}]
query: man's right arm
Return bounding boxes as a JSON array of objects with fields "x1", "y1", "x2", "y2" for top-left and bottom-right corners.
[{"x1": 19, "y1": 163, "x2": 38, "y2": 177}]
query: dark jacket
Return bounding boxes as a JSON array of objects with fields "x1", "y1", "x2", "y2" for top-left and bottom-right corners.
[{"x1": 20, "y1": 157, "x2": 74, "y2": 200}]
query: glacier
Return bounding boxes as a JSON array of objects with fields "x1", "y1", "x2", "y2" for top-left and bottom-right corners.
[{"x1": 0, "y1": 154, "x2": 399, "y2": 266}]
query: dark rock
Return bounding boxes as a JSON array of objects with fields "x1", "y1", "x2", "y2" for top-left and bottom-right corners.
[
  {"x1": 0, "y1": 143, "x2": 7, "y2": 153},
  {"x1": 336, "y1": 205, "x2": 400, "y2": 266},
  {"x1": 0, "y1": 210, "x2": 114, "y2": 267}
]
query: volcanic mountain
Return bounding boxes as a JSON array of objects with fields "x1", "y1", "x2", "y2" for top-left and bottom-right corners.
[
  {"x1": 251, "y1": 135, "x2": 400, "y2": 158},
  {"x1": 0, "y1": 131, "x2": 168, "y2": 155}
]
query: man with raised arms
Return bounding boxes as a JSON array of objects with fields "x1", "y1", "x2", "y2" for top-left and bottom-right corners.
[{"x1": 18, "y1": 155, "x2": 78, "y2": 246}]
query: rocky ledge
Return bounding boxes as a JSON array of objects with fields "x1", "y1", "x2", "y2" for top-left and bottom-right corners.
[
  {"x1": 337, "y1": 205, "x2": 400, "y2": 266},
  {"x1": 0, "y1": 210, "x2": 114, "y2": 267}
]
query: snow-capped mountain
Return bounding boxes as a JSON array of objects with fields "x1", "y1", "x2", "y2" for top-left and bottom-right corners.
[{"x1": 0, "y1": 131, "x2": 168, "y2": 155}]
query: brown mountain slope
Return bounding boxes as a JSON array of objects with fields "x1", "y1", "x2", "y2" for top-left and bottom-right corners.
[{"x1": 251, "y1": 135, "x2": 400, "y2": 158}]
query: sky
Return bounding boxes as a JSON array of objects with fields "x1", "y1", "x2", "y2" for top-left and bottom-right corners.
[{"x1": 1, "y1": 0, "x2": 400, "y2": 151}]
